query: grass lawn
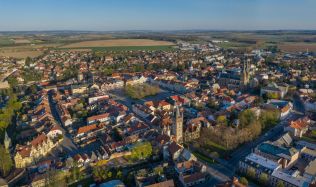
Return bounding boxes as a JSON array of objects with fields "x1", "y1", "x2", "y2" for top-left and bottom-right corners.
[
  {"x1": 193, "y1": 140, "x2": 228, "y2": 159},
  {"x1": 205, "y1": 140, "x2": 228, "y2": 152},
  {"x1": 193, "y1": 151, "x2": 217, "y2": 164}
]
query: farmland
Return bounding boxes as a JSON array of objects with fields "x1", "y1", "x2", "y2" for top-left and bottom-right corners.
[
  {"x1": 278, "y1": 42, "x2": 316, "y2": 52},
  {"x1": 60, "y1": 39, "x2": 175, "y2": 48},
  {"x1": 0, "y1": 50, "x2": 43, "y2": 58},
  {"x1": 0, "y1": 43, "x2": 60, "y2": 58}
]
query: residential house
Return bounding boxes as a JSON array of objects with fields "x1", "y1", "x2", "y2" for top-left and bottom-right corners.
[{"x1": 285, "y1": 117, "x2": 311, "y2": 138}]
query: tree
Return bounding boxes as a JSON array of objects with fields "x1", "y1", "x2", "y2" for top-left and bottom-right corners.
[
  {"x1": 7, "y1": 77, "x2": 18, "y2": 87},
  {"x1": 267, "y1": 92, "x2": 279, "y2": 99},
  {"x1": 153, "y1": 166, "x2": 163, "y2": 175},
  {"x1": 131, "y1": 142, "x2": 152, "y2": 160},
  {"x1": 276, "y1": 181, "x2": 285, "y2": 187},
  {"x1": 259, "y1": 109, "x2": 280, "y2": 130},
  {"x1": 25, "y1": 56, "x2": 32, "y2": 66},
  {"x1": 259, "y1": 173, "x2": 269, "y2": 186},
  {"x1": 0, "y1": 144, "x2": 13, "y2": 177},
  {"x1": 246, "y1": 167, "x2": 256, "y2": 179},
  {"x1": 68, "y1": 162, "x2": 83, "y2": 182},
  {"x1": 238, "y1": 109, "x2": 256, "y2": 128},
  {"x1": 93, "y1": 166, "x2": 108, "y2": 181},
  {"x1": 216, "y1": 115, "x2": 227, "y2": 126},
  {"x1": 239, "y1": 177, "x2": 248, "y2": 186},
  {"x1": 116, "y1": 170, "x2": 123, "y2": 179},
  {"x1": 45, "y1": 170, "x2": 66, "y2": 187}
]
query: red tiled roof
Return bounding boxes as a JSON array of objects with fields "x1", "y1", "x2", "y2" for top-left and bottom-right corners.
[
  {"x1": 145, "y1": 179, "x2": 175, "y2": 187},
  {"x1": 18, "y1": 146, "x2": 31, "y2": 158},
  {"x1": 290, "y1": 117, "x2": 310, "y2": 130},
  {"x1": 30, "y1": 133, "x2": 48, "y2": 148},
  {"x1": 77, "y1": 124, "x2": 97, "y2": 134},
  {"x1": 87, "y1": 113, "x2": 110, "y2": 122}
]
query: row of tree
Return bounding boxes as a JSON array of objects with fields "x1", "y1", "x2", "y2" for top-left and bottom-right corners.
[
  {"x1": 0, "y1": 145, "x2": 13, "y2": 177},
  {"x1": 0, "y1": 90, "x2": 22, "y2": 138},
  {"x1": 242, "y1": 167, "x2": 285, "y2": 187},
  {"x1": 92, "y1": 166, "x2": 123, "y2": 182}
]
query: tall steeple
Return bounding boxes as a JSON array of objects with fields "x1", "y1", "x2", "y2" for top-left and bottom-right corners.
[
  {"x1": 4, "y1": 131, "x2": 11, "y2": 150},
  {"x1": 172, "y1": 105, "x2": 183, "y2": 144},
  {"x1": 241, "y1": 58, "x2": 250, "y2": 87}
]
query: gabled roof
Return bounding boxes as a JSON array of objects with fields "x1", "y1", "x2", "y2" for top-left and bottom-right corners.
[
  {"x1": 30, "y1": 133, "x2": 48, "y2": 148},
  {"x1": 77, "y1": 124, "x2": 97, "y2": 134},
  {"x1": 87, "y1": 113, "x2": 110, "y2": 122}
]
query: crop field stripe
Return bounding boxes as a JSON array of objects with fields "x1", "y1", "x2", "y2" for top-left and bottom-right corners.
[{"x1": 58, "y1": 45, "x2": 176, "y2": 51}]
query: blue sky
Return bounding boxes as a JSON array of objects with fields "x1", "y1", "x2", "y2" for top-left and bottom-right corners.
[{"x1": 0, "y1": 0, "x2": 315, "y2": 31}]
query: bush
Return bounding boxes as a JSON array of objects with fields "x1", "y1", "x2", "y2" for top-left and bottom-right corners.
[
  {"x1": 240, "y1": 177, "x2": 248, "y2": 186},
  {"x1": 246, "y1": 167, "x2": 256, "y2": 179}
]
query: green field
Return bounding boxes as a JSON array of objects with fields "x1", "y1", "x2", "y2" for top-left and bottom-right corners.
[{"x1": 0, "y1": 37, "x2": 14, "y2": 46}]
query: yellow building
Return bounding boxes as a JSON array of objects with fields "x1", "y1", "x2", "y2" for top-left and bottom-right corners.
[{"x1": 14, "y1": 133, "x2": 55, "y2": 168}]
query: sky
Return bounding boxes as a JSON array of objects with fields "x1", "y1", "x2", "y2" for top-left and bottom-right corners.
[{"x1": 0, "y1": 0, "x2": 315, "y2": 31}]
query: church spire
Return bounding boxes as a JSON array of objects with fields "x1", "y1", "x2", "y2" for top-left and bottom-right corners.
[
  {"x1": 4, "y1": 130, "x2": 11, "y2": 150},
  {"x1": 172, "y1": 105, "x2": 183, "y2": 144}
]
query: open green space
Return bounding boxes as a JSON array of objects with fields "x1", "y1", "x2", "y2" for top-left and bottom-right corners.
[
  {"x1": 193, "y1": 151, "x2": 217, "y2": 164},
  {"x1": 124, "y1": 83, "x2": 160, "y2": 99}
]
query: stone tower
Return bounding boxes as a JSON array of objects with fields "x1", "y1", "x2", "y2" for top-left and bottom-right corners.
[
  {"x1": 241, "y1": 58, "x2": 250, "y2": 87},
  {"x1": 172, "y1": 105, "x2": 183, "y2": 144}
]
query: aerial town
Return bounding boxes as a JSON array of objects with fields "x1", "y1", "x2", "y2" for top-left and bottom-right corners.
[
  {"x1": 0, "y1": 34, "x2": 315, "y2": 187},
  {"x1": 0, "y1": 1, "x2": 316, "y2": 187}
]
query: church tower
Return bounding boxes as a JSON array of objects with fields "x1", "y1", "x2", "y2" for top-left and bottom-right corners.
[
  {"x1": 241, "y1": 58, "x2": 250, "y2": 87},
  {"x1": 172, "y1": 105, "x2": 183, "y2": 144},
  {"x1": 4, "y1": 131, "x2": 11, "y2": 150}
]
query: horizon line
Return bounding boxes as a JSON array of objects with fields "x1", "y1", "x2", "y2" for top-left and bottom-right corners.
[{"x1": 1, "y1": 29, "x2": 316, "y2": 33}]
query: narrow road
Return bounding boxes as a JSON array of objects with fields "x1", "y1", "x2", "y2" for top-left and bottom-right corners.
[{"x1": 47, "y1": 91, "x2": 78, "y2": 156}]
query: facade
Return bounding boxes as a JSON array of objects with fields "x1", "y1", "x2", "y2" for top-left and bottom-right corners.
[{"x1": 14, "y1": 134, "x2": 55, "y2": 168}]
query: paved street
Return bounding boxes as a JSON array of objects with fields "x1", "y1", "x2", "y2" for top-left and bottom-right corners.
[{"x1": 47, "y1": 91, "x2": 79, "y2": 157}]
